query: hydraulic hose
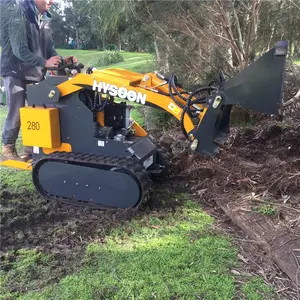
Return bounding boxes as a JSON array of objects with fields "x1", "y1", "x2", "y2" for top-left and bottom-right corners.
[{"x1": 180, "y1": 86, "x2": 219, "y2": 139}]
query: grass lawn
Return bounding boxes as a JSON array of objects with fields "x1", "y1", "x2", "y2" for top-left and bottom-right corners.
[
  {"x1": 57, "y1": 49, "x2": 155, "y2": 74},
  {"x1": 294, "y1": 58, "x2": 300, "y2": 66}
]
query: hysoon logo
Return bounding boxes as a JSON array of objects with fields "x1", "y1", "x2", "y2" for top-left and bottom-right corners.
[{"x1": 92, "y1": 80, "x2": 147, "y2": 105}]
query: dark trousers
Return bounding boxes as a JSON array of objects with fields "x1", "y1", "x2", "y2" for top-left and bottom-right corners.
[{"x1": 1, "y1": 76, "x2": 32, "y2": 145}]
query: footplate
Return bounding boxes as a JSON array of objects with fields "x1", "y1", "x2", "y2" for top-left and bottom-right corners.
[{"x1": 32, "y1": 152, "x2": 151, "y2": 209}]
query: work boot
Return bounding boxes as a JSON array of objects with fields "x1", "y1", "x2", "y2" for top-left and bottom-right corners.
[
  {"x1": 1, "y1": 143, "x2": 24, "y2": 161},
  {"x1": 20, "y1": 146, "x2": 33, "y2": 161}
]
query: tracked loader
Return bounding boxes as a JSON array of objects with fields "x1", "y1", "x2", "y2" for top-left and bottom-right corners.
[{"x1": 0, "y1": 41, "x2": 288, "y2": 210}]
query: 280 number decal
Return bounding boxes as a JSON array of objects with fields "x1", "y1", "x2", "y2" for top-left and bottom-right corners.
[{"x1": 27, "y1": 121, "x2": 40, "y2": 130}]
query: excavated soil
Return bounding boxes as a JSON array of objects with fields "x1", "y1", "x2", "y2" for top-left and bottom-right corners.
[
  {"x1": 171, "y1": 122, "x2": 300, "y2": 222},
  {"x1": 0, "y1": 187, "x2": 184, "y2": 253}
]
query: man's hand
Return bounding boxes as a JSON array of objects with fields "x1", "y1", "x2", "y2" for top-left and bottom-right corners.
[
  {"x1": 45, "y1": 56, "x2": 61, "y2": 68},
  {"x1": 64, "y1": 56, "x2": 77, "y2": 65}
]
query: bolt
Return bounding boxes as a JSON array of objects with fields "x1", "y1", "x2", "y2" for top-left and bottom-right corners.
[
  {"x1": 98, "y1": 187, "x2": 102, "y2": 190},
  {"x1": 86, "y1": 184, "x2": 89, "y2": 187},
  {"x1": 48, "y1": 90, "x2": 56, "y2": 98},
  {"x1": 213, "y1": 95, "x2": 222, "y2": 108},
  {"x1": 190, "y1": 139, "x2": 199, "y2": 151},
  {"x1": 76, "y1": 183, "x2": 79, "y2": 186},
  {"x1": 64, "y1": 180, "x2": 66, "y2": 184}
]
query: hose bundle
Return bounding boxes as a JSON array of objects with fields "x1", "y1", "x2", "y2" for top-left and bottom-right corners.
[{"x1": 167, "y1": 73, "x2": 224, "y2": 139}]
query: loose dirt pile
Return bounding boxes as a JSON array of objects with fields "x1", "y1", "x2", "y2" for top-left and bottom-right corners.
[{"x1": 170, "y1": 122, "x2": 300, "y2": 225}]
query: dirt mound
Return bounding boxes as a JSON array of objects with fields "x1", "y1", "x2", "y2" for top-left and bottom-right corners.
[
  {"x1": 172, "y1": 123, "x2": 300, "y2": 199},
  {"x1": 0, "y1": 194, "x2": 129, "y2": 253},
  {"x1": 168, "y1": 121, "x2": 300, "y2": 243}
]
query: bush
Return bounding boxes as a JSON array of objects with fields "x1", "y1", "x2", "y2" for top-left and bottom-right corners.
[
  {"x1": 143, "y1": 107, "x2": 176, "y2": 132},
  {"x1": 95, "y1": 51, "x2": 124, "y2": 67}
]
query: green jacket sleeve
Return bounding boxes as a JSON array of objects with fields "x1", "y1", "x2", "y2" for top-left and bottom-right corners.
[{"x1": 8, "y1": 14, "x2": 46, "y2": 67}]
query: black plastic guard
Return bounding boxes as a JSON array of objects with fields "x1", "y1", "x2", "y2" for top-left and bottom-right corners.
[
  {"x1": 193, "y1": 41, "x2": 288, "y2": 157},
  {"x1": 193, "y1": 92, "x2": 230, "y2": 157},
  {"x1": 223, "y1": 40, "x2": 288, "y2": 114}
]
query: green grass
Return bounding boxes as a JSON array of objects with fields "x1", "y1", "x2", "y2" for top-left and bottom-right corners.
[
  {"x1": 241, "y1": 277, "x2": 275, "y2": 300},
  {"x1": 0, "y1": 249, "x2": 57, "y2": 300},
  {"x1": 19, "y1": 201, "x2": 239, "y2": 300},
  {"x1": 57, "y1": 49, "x2": 155, "y2": 73},
  {"x1": 255, "y1": 204, "x2": 277, "y2": 216},
  {"x1": 0, "y1": 192, "x2": 276, "y2": 300},
  {"x1": 131, "y1": 106, "x2": 145, "y2": 127},
  {"x1": 0, "y1": 166, "x2": 33, "y2": 193},
  {"x1": 294, "y1": 58, "x2": 300, "y2": 66}
]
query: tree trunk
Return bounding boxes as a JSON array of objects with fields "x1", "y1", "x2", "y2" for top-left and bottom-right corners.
[
  {"x1": 76, "y1": 27, "x2": 80, "y2": 50},
  {"x1": 294, "y1": 42, "x2": 300, "y2": 57},
  {"x1": 154, "y1": 36, "x2": 161, "y2": 63},
  {"x1": 164, "y1": 42, "x2": 170, "y2": 73},
  {"x1": 118, "y1": 35, "x2": 122, "y2": 51}
]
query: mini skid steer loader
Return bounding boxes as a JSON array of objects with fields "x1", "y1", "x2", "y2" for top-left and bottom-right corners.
[{"x1": 0, "y1": 41, "x2": 288, "y2": 210}]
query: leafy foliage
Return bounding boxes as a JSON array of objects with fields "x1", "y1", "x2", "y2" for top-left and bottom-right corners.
[
  {"x1": 52, "y1": 0, "x2": 299, "y2": 88},
  {"x1": 95, "y1": 51, "x2": 124, "y2": 67}
]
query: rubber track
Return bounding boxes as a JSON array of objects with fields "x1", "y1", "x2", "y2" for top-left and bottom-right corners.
[{"x1": 32, "y1": 151, "x2": 152, "y2": 210}]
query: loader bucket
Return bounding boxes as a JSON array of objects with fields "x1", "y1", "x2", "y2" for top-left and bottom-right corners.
[
  {"x1": 193, "y1": 41, "x2": 288, "y2": 157},
  {"x1": 223, "y1": 40, "x2": 288, "y2": 114}
]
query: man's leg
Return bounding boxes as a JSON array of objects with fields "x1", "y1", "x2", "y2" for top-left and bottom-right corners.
[
  {"x1": 21, "y1": 80, "x2": 34, "y2": 160},
  {"x1": 1, "y1": 76, "x2": 26, "y2": 160}
]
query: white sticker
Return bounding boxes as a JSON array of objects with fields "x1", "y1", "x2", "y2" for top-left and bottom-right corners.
[
  {"x1": 168, "y1": 102, "x2": 181, "y2": 115},
  {"x1": 143, "y1": 155, "x2": 153, "y2": 169},
  {"x1": 98, "y1": 141, "x2": 105, "y2": 147},
  {"x1": 33, "y1": 146, "x2": 39, "y2": 154}
]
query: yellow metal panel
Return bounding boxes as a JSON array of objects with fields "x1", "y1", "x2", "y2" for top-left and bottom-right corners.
[
  {"x1": 96, "y1": 111, "x2": 105, "y2": 126},
  {"x1": 20, "y1": 107, "x2": 61, "y2": 148},
  {"x1": 132, "y1": 121, "x2": 147, "y2": 137},
  {"x1": 93, "y1": 68, "x2": 144, "y2": 84},
  {"x1": 43, "y1": 143, "x2": 72, "y2": 155},
  {"x1": 0, "y1": 160, "x2": 32, "y2": 170}
]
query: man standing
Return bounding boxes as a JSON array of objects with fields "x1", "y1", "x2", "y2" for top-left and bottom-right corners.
[{"x1": 0, "y1": 0, "x2": 76, "y2": 161}]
